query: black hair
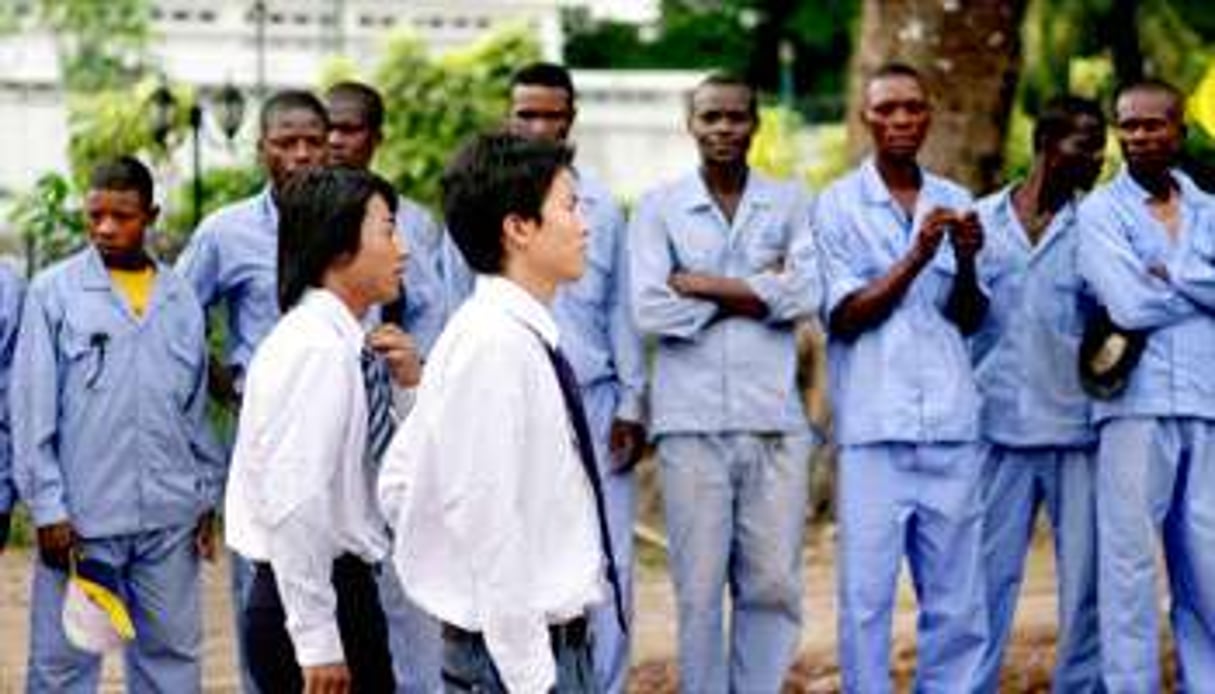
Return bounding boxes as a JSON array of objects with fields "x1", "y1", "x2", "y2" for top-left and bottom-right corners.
[
  {"x1": 867, "y1": 61, "x2": 929, "y2": 96},
  {"x1": 687, "y1": 72, "x2": 759, "y2": 119},
  {"x1": 1032, "y1": 94, "x2": 1106, "y2": 153},
  {"x1": 325, "y1": 81, "x2": 385, "y2": 133},
  {"x1": 276, "y1": 167, "x2": 398, "y2": 312},
  {"x1": 260, "y1": 89, "x2": 329, "y2": 137},
  {"x1": 511, "y1": 62, "x2": 577, "y2": 105},
  {"x1": 1114, "y1": 78, "x2": 1185, "y2": 122},
  {"x1": 88, "y1": 156, "x2": 155, "y2": 209},
  {"x1": 441, "y1": 132, "x2": 574, "y2": 275}
]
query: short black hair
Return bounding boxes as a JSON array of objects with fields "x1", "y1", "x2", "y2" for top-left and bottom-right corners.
[
  {"x1": 276, "y1": 167, "x2": 398, "y2": 312},
  {"x1": 687, "y1": 72, "x2": 759, "y2": 119},
  {"x1": 867, "y1": 61, "x2": 929, "y2": 95},
  {"x1": 260, "y1": 89, "x2": 329, "y2": 137},
  {"x1": 325, "y1": 80, "x2": 385, "y2": 132},
  {"x1": 441, "y1": 132, "x2": 573, "y2": 275},
  {"x1": 1033, "y1": 95, "x2": 1106, "y2": 153},
  {"x1": 1114, "y1": 78, "x2": 1185, "y2": 122},
  {"x1": 88, "y1": 156, "x2": 155, "y2": 209},
  {"x1": 511, "y1": 62, "x2": 576, "y2": 105}
]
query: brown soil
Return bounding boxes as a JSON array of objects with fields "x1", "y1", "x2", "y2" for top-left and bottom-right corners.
[{"x1": 0, "y1": 523, "x2": 1178, "y2": 693}]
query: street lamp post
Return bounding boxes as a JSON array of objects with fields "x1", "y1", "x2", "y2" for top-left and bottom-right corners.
[{"x1": 148, "y1": 78, "x2": 246, "y2": 231}]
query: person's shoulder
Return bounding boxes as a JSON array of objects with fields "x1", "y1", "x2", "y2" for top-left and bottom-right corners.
[
  {"x1": 634, "y1": 171, "x2": 699, "y2": 216},
  {"x1": 193, "y1": 192, "x2": 268, "y2": 240},
  {"x1": 923, "y1": 169, "x2": 973, "y2": 205},
  {"x1": 27, "y1": 249, "x2": 90, "y2": 294},
  {"x1": 974, "y1": 185, "x2": 1012, "y2": 219}
]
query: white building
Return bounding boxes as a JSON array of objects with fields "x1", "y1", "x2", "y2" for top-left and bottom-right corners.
[{"x1": 0, "y1": 0, "x2": 698, "y2": 210}]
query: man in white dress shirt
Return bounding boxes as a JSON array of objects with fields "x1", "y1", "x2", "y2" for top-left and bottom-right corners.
[
  {"x1": 226, "y1": 167, "x2": 417, "y2": 693},
  {"x1": 378, "y1": 132, "x2": 617, "y2": 693}
]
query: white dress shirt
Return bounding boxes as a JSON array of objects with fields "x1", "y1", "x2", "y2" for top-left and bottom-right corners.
[
  {"x1": 378, "y1": 275, "x2": 605, "y2": 694},
  {"x1": 226, "y1": 288, "x2": 390, "y2": 668}
]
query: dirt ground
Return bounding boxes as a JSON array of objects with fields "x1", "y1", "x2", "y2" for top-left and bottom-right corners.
[{"x1": 1, "y1": 521, "x2": 1177, "y2": 693}]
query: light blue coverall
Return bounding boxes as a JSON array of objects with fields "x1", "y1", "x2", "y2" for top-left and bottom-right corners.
[
  {"x1": 176, "y1": 188, "x2": 449, "y2": 694},
  {"x1": 971, "y1": 187, "x2": 1101, "y2": 693},
  {"x1": 630, "y1": 170, "x2": 819, "y2": 694},
  {"x1": 0, "y1": 264, "x2": 23, "y2": 524},
  {"x1": 12, "y1": 246, "x2": 225, "y2": 693},
  {"x1": 445, "y1": 170, "x2": 647, "y2": 694},
  {"x1": 814, "y1": 158, "x2": 988, "y2": 693},
  {"x1": 1076, "y1": 168, "x2": 1215, "y2": 693}
]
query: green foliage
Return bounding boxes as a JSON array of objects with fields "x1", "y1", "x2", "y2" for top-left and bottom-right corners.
[
  {"x1": 746, "y1": 106, "x2": 849, "y2": 191},
  {"x1": 36, "y1": 0, "x2": 152, "y2": 92},
  {"x1": 563, "y1": 0, "x2": 857, "y2": 100},
  {"x1": 7, "y1": 172, "x2": 85, "y2": 274},
  {"x1": 66, "y1": 79, "x2": 195, "y2": 187},
  {"x1": 373, "y1": 26, "x2": 540, "y2": 207}
]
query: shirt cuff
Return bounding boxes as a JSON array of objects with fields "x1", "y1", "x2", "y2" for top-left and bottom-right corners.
[
  {"x1": 31, "y1": 499, "x2": 69, "y2": 528},
  {"x1": 290, "y1": 618, "x2": 345, "y2": 668},
  {"x1": 497, "y1": 653, "x2": 556, "y2": 694},
  {"x1": 614, "y1": 390, "x2": 645, "y2": 424}
]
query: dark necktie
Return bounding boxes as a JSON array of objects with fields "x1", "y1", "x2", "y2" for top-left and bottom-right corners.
[
  {"x1": 360, "y1": 347, "x2": 396, "y2": 464},
  {"x1": 543, "y1": 343, "x2": 629, "y2": 635}
]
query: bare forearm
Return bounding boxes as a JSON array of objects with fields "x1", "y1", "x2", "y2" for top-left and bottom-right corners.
[
  {"x1": 669, "y1": 273, "x2": 768, "y2": 320},
  {"x1": 829, "y1": 249, "x2": 931, "y2": 340},
  {"x1": 944, "y1": 257, "x2": 988, "y2": 335}
]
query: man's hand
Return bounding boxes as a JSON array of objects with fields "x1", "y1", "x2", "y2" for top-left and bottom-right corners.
[
  {"x1": 207, "y1": 356, "x2": 241, "y2": 410},
  {"x1": 0, "y1": 513, "x2": 11, "y2": 553},
  {"x1": 668, "y1": 271, "x2": 708, "y2": 297},
  {"x1": 912, "y1": 207, "x2": 955, "y2": 265},
  {"x1": 194, "y1": 510, "x2": 218, "y2": 562},
  {"x1": 949, "y1": 210, "x2": 984, "y2": 261},
  {"x1": 368, "y1": 325, "x2": 422, "y2": 388},
  {"x1": 609, "y1": 419, "x2": 647, "y2": 474},
  {"x1": 36, "y1": 521, "x2": 78, "y2": 571},
  {"x1": 304, "y1": 663, "x2": 351, "y2": 694}
]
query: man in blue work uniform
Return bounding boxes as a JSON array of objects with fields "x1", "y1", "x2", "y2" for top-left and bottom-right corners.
[
  {"x1": 0, "y1": 263, "x2": 22, "y2": 555},
  {"x1": 324, "y1": 80, "x2": 442, "y2": 693},
  {"x1": 1077, "y1": 79, "x2": 1215, "y2": 693},
  {"x1": 814, "y1": 62, "x2": 988, "y2": 692},
  {"x1": 12, "y1": 156, "x2": 224, "y2": 692},
  {"x1": 970, "y1": 95, "x2": 1107, "y2": 692},
  {"x1": 630, "y1": 73, "x2": 819, "y2": 694}
]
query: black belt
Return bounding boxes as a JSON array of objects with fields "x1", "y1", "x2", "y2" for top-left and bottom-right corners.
[{"x1": 442, "y1": 615, "x2": 589, "y2": 649}]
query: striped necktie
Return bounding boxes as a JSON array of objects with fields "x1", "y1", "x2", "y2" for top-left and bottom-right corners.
[{"x1": 360, "y1": 348, "x2": 396, "y2": 464}]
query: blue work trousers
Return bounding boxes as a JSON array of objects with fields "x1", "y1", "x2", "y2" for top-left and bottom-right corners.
[
  {"x1": 658, "y1": 432, "x2": 813, "y2": 694},
  {"x1": 974, "y1": 445, "x2": 1101, "y2": 693},
  {"x1": 1096, "y1": 417, "x2": 1215, "y2": 693},
  {"x1": 836, "y1": 442, "x2": 987, "y2": 694},
  {"x1": 25, "y1": 524, "x2": 201, "y2": 693}
]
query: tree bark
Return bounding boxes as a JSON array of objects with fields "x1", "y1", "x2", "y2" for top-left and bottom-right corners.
[{"x1": 845, "y1": 0, "x2": 1030, "y2": 193}]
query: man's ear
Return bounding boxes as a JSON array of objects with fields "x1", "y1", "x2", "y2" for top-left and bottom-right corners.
[
  {"x1": 502, "y1": 212, "x2": 536, "y2": 253},
  {"x1": 146, "y1": 204, "x2": 161, "y2": 227}
]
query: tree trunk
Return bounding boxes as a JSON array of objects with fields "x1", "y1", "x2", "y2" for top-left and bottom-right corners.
[{"x1": 845, "y1": 0, "x2": 1029, "y2": 193}]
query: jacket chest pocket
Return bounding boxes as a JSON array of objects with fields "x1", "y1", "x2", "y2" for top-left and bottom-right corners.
[{"x1": 744, "y1": 219, "x2": 789, "y2": 272}]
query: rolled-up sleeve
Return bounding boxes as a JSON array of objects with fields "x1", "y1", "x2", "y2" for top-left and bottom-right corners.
[
  {"x1": 1172, "y1": 212, "x2": 1215, "y2": 311},
  {"x1": 629, "y1": 192, "x2": 717, "y2": 340},
  {"x1": 1077, "y1": 199, "x2": 1195, "y2": 330},
  {"x1": 744, "y1": 189, "x2": 822, "y2": 324},
  {"x1": 813, "y1": 187, "x2": 869, "y2": 320}
]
